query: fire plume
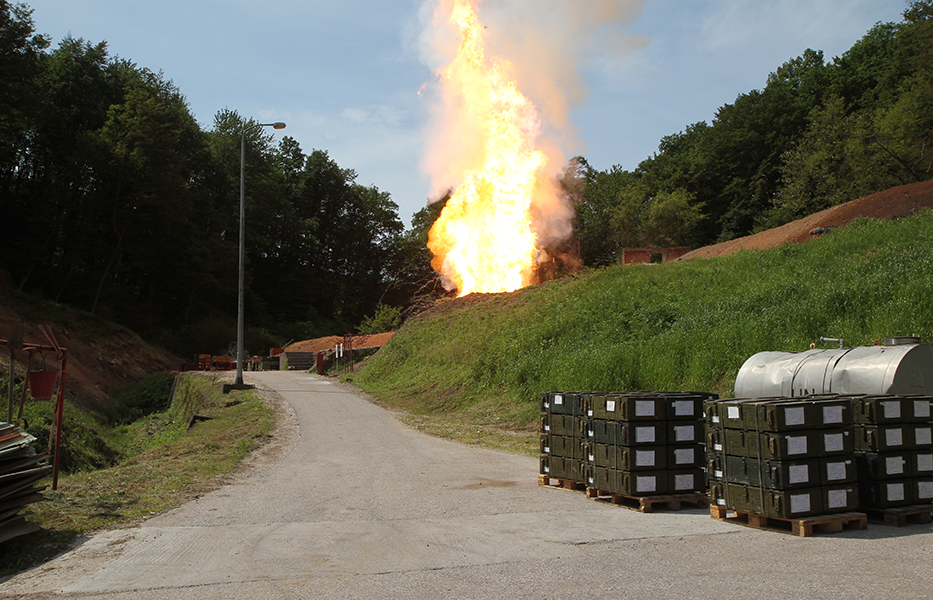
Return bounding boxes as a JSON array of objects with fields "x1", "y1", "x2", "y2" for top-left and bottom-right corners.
[{"x1": 427, "y1": 0, "x2": 547, "y2": 296}]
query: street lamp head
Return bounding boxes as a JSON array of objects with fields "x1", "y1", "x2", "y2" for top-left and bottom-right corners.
[{"x1": 271, "y1": 122, "x2": 286, "y2": 129}]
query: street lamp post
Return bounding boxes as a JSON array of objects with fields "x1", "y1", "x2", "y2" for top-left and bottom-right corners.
[{"x1": 226, "y1": 121, "x2": 286, "y2": 393}]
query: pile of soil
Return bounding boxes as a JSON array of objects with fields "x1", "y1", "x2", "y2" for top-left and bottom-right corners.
[{"x1": 679, "y1": 179, "x2": 933, "y2": 261}]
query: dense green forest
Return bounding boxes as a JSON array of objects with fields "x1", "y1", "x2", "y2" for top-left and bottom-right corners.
[{"x1": 1, "y1": 1, "x2": 930, "y2": 356}]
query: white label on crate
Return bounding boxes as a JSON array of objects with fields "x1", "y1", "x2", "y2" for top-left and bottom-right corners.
[
  {"x1": 544, "y1": 466, "x2": 550, "y2": 473},
  {"x1": 714, "y1": 443, "x2": 723, "y2": 452},
  {"x1": 674, "y1": 474, "x2": 694, "y2": 491},
  {"x1": 635, "y1": 400, "x2": 655, "y2": 417},
  {"x1": 915, "y1": 427, "x2": 933, "y2": 446},
  {"x1": 827, "y1": 489, "x2": 848, "y2": 509},
  {"x1": 675, "y1": 448, "x2": 695, "y2": 464},
  {"x1": 789, "y1": 464, "x2": 810, "y2": 484},
  {"x1": 636, "y1": 426, "x2": 656, "y2": 444},
  {"x1": 883, "y1": 400, "x2": 901, "y2": 420},
  {"x1": 544, "y1": 446, "x2": 550, "y2": 454},
  {"x1": 715, "y1": 470, "x2": 724, "y2": 478},
  {"x1": 636, "y1": 450, "x2": 656, "y2": 467},
  {"x1": 588, "y1": 410, "x2": 593, "y2": 417},
  {"x1": 636, "y1": 476, "x2": 657, "y2": 493},
  {"x1": 915, "y1": 400, "x2": 932, "y2": 419},
  {"x1": 787, "y1": 435, "x2": 808, "y2": 455},
  {"x1": 826, "y1": 461, "x2": 847, "y2": 481},
  {"x1": 785, "y1": 406, "x2": 805, "y2": 426},
  {"x1": 544, "y1": 425, "x2": 550, "y2": 432},
  {"x1": 717, "y1": 498, "x2": 726, "y2": 506},
  {"x1": 675, "y1": 425, "x2": 695, "y2": 442},
  {"x1": 824, "y1": 433, "x2": 844, "y2": 453},
  {"x1": 712, "y1": 415, "x2": 720, "y2": 424},
  {"x1": 790, "y1": 493, "x2": 811, "y2": 514},
  {"x1": 887, "y1": 483, "x2": 906, "y2": 502},
  {"x1": 727, "y1": 406, "x2": 740, "y2": 420},
  {"x1": 554, "y1": 395, "x2": 563, "y2": 405},
  {"x1": 675, "y1": 400, "x2": 693, "y2": 417},
  {"x1": 917, "y1": 454, "x2": 933, "y2": 473},
  {"x1": 918, "y1": 481, "x2": 933, "y2": 500},
  {"x1": 823, "y1": 405, "x2": 844, "y2": 425},
  {"x1": 606, "y1": 399, "x2": 616, "y2": 413},
  {"x1": 886, "y1": 428, "x2": 904, "y2": 447},
  {"x1": 588, "y1": 454, "x2": 595, "y2": 462}
]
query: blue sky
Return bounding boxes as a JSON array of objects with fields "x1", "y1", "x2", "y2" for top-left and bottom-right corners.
[{"x1": 28, "y1": 0, "x2": 907, "y2": 225}]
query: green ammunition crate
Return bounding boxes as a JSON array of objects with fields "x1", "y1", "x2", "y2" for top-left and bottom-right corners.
[
  {"x1": 914, "y1": 450, "x2": 933, "y2": 476},
  {"x1": 540, "y1": 455, "x2": 549, "y2": 476},
  {"x1": 709, "y1": 480, "x2": 727, "y2": 508},
  {"x1": 914, "y1": 424, "x2": 933, "y2": 448},
  {"x1": 665, "y1": 395, "x2": 706, "y2": 420},
  {"x1": 707, "y1": 426, "x2": 724, "y2": 454},
  {"x1": 855, "y1": 424, "x2": 910, "y2": 452},
  {"x1": 719, "y1": 399, "x2": 763, "y2": 429},
  {"x1": 856, "y1": 452, "x2": 912, "y2": 480},
  {"x1": 822, "y1": 484, "x2": 859, "y2": 514},
  {"x1": 858, "y1": 479, "x2": 913, "y2": 508},
  {"x1": 547, "y1": 414, "x2": 580, "y2": 437},
  {"x1": 567, "y1": 458, "x2": 586, "y2": 482},
  {"x1": 852, "y1": 396, "x2": 932, "y2": 424},
  {"x1": 542, "y1": 392, "x2": 573, "y2": 415},
  {"x1": 589, "y1": 393, "x2": 613, "y2": 419},
  {"x1": 754, "y1": 399, "x2": 814, "y2": 431},
  {"x1": 589, "y1": 419, "x2": 615, "y2": 444},
  {"x1": 725, "y1": 482, "x2": 765, "y2": 515},
  {"x1": 762, "y1": 487, "x2": 825, "y2": 518},
  {"x1": 593, "y1": 443, "x2": 616, "y2": 469},
  {"x1": 669, "y1": 444, "x2": 705, "y2": 468},
  {"x1": 548, "y1": 456, "x2": 568, "y2": 479},
  {"x1": 913, "y1": 477, "x2": 933, "y2": 503},
  {"x1": 820, "y1": 456, "x2": 858, "y2": 485},
  {"x1": 760, "y1": 429, "x2": 853, "y2": 460},
  {"x1": 722, "y1": 428, "x2": 758, "y2": 457},
  {"x1": 907, "y1": 396, "x2": 933, "y2": 420},
  {"x1": 618, "y1": 446, "x2": 667, "y2": 470},
  {"x1": 668, "y1": 422, "x2": 704, "y2": 444},
  {"x1": 723, "y1": 456, "x2": 820, "y2": 489},
  {"x1": 603, "y1": 395, "x2": 667, "y2": 421},
  {"x1": 615, "y1": 470, "x2": 670, "y2": 496},
  {"x1": 593, "y1": 465, "x2": 612, "y2": 490},
  {"x1": 617, "y1": 421, "x2": 667, "y2": 446},
  {"x1": 539, "y1": 434, "x2": 549, "y2": 455},
  {"x1": 549, "y1": 435, "x2": 572, "y2": 458},
  {"x1": 669, "y1": 469, "x2": 706, "y2": 493},
  {"x1": 808, "y1": 397, "x2": 854, "y2": 428}
]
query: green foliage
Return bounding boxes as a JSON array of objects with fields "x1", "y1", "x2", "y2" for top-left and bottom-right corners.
[
  {"x1": 107, "y1": 372, "x2": 174, "y2": 423},
  {"x1": 354, "y1": 211, "x2": 933, "y2": 447},
  {"x1": 358, "y1": 303, "x2": 402, "y2": 334}
]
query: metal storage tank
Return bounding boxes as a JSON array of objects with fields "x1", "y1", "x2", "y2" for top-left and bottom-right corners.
[{"x1": 734, "y1": 338, "x2": 933, "y2": 398}]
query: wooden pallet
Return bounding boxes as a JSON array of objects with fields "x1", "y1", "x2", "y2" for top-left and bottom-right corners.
[
  {"x1": 863, "y1": 504, "x2": 933, "y2": 527},
  {"x1": 537, "y1": 474, "x2": 587, "y2": 492},
  {"x1": 710, "y1": 505, "x2": 867, "y2": 537},
  {"x1": 589, "y1": 489, "x2": 708, "y2": 513}
]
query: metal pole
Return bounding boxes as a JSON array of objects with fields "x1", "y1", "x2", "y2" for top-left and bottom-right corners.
[{"x1": 236, "y1": 131, "x2": 246, "y2": 386}]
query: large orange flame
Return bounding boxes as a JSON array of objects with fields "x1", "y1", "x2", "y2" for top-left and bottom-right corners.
[{"x1": 427, "y1": 0, "x2": 548, "y2": 297}]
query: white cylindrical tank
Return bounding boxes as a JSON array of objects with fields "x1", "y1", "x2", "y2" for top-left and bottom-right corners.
[{"x1": 734, "y1": 340, "x2": 933, "y2": 398}]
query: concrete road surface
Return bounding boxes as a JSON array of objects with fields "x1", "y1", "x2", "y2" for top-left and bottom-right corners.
[{"x1": 3, "y1": 371, "x2": 932, "y2": 599}]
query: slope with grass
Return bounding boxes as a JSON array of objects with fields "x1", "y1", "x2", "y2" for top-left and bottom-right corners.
[{"x1": 353, "y1": 210, "x2": 933, "y2": 452}]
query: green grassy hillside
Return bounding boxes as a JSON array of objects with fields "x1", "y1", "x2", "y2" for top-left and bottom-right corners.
[{"x1": 353, "y1": 211, "x2": 933, "y2": 452}]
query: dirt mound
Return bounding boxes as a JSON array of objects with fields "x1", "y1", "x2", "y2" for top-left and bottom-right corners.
[
  {"x1": 0, "y1": 302, "x2": 182, "y2": 412},
  {"x1": 679, "y1": 179, "x2": 933, "y2": 261},
  {"x1": 283, "y1": 332, "x2": 396, "y2": 354}
]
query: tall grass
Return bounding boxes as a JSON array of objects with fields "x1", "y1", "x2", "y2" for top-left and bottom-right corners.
[{"x1": 353, "y1": 212, "x2": 933, "y2": 441}]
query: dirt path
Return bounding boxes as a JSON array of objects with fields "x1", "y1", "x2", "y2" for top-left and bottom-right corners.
[{"x1": 3, "y1": 372, "x2": 932, "y2": 599}]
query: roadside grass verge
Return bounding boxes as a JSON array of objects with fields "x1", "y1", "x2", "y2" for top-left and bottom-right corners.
[
  {"x1": 0, "y1": 373, "x2": 274, "y2": 577},
  {"x1": 352, "y1": 211, "x2": 933, "y2": 454}
]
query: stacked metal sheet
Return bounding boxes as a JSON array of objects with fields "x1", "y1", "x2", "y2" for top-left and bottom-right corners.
[
  {"x1": 706, "y1": 397, "x2": 859, "y2": 519},
  {"x1": 541, "y1": 391, "x2": 713, "y2": 497},
  {"x1": 0, "y1": 422, "x2": 51, "y2": 544},
  {"x1": 853, "y1": 395, "x2": 933, "y2": 508}
]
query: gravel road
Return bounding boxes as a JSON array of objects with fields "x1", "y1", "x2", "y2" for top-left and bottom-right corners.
[{"x1": 2, "y1": 371, "x2": 932, "y2": 599}]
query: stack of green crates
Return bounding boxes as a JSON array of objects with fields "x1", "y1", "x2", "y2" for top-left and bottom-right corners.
[
  {"x1": 706, "y1": 396, "x2": 859, "y2": 519},
  {"x1": 853, "y1": 395, "x2": 933, "y2": 508},
  {"x1": 539, "y1": 392, "x2": 589, "y2": 483},
  {"x1": 585, "y1": 391, "x2": 713, "y2": 497}
]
